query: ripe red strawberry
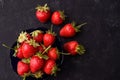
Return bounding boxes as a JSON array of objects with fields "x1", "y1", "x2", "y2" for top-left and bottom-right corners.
[
  {"x1": 17, "y1": 61, "x2": 30, "y2": 76},
  {"x1": 38, "y1": 45, "x2": 45, "y2": 53},
  {"x1": 43, "y1": 29, "x2": 56, "y2": 47},
  {"x1": 16, "y1": 46, "x2": 24, "y2": 59},
  {"x1": 30, "y1": 56, "x2": 44, "y2": 73},
  {"x1": 31, "y1": 30, "x2": 44, "y2": 43},
  {"x1": 48, "y1": 48, "x2": 59, "y2": 60},
  {"x1": 26, "y1": 33, "x2": 31, "y2": 40},
  {"x1": 17, "y1": 31, "x2": 31, "y2": 43},
  {"x1": 36, "y1": 4, "x2": 51, "y2": 23},
  {"x1": 63, "y1": 41, "x2": 85, "y2": 55},
  {"x1": 44, "y1": 59, "x2": 58, "y2": 75},
  {"x1": 51, "y1": 11, "x2": 65, "y2": 25},
  {"x1": 2, "y1": 43, "x2": 24, "y2": 59},
  {"x1": 21, "y1": 39, "x2": 39, "y2": 58},
  {"x1": 60, "y1": 22, "x2": 87, "y2": 37}
]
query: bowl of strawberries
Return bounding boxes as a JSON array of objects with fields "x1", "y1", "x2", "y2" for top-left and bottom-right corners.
[{"x1": 9, "y1": 27, "x2": 64, "y2": 80}]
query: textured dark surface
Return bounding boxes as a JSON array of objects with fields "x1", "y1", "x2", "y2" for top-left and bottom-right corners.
[{"x1": 0, "y1": 0, "x2": 120, "y2": 80}]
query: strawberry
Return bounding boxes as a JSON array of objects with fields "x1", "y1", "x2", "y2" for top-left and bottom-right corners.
[
  {"x1": 44, "y1": 59, "x2": 58, "y2": 75},
  {"x1": 63, "y1": 41, "x2": 85, "y2": 55},
  {"x1": 10, "y1": 43, "x2": 24, "y2": 59},
  {"x1": 51, "y1": 11, "x2": 65, "y2": 25},
  {"x1": 43, "y1": 28, "x2": 56, "y2": 47},
  {"x1": 17, "y1": 31, "x2": 31, "y2": 43},
  {"x1": 30, "y1": 56, "x2": 44, "y2": 73},
  {"x1": 16, "y1": 46, "x2": 24, "y2": 59},
  {"x1": 36, "y1": 4, "x2": 51, "y2": 23},
  {"x1": 60, "y1": 22, "x2": 87, "y2": 37},
  {"x1": 31, "y1": 30, "x2": 44, "y2": 43},
  {"x1": 17, "y1": 61, "x2": 30, "y2": 76},
  {"x1": 38, "y1": 45, "x2": 45, "y2": 53},
  {"x1": 21, "y1": 39, "x2": 39, "y2": 58},
  {"x1": 26, "y1": 33, "x2": 31, "y2": 40},
  {"x1": 47, "y1": 48, "x2": 59, "y2": 60}
]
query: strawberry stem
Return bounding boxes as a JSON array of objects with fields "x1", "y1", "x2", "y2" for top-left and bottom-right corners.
[
  {"x1": 50, "y1": 25, "x2": 53, "y2": 33},
  {"x1": 23, "y1": 76, "x2": 26, "y2": 80},
  {"x1": 40, "y1": 43, "x2": 46, "y2": 50},
  {"x1": 59, "y1": 10, "x2": 65, "y2": 20},
  {"x1": 77, "y1": 45, "x2": 86, "y2": 55},
  {"x1": 36, "y1": 52, "x2": 49, "y2": 60},
  {"x1": 22, "y1": 72, "x2": 31, "y2": 80},
  {"x1": 26, "y1": 39, "x2": 39, "y2": 48},
  {"x1": 35, "y1": 3, "x2": 49, "y2": 12},
  {"x1": 59, "y1": 52, "x2": 70, "y2": 55},
  {"x1": 47, "y1": 25, "x2": 56, "y2": 36},
  {"x1": 71, "y1": 21, "x2": 76, "y2": 27},
  {"x1": 75, "y1": 22, "x2": 87, "y2": 32},
  {"x1": 32, "y1": 71, "x2": 43, "y2": 78},
  {"x1": 51, "y1": 65, "x2": 57, "y2": 76},
  {"x1": 76, "y1": 22, "x2": 87, "y2": 29},
  {"x1": 22, "y1": 58, "x2": 30, "y2": 64},
  {"x1": 42, "y1": 45, "x2": 51, "y2": 54},
  {"x1": 2, "y1": 44, "x2": 15, "y2": 50}
]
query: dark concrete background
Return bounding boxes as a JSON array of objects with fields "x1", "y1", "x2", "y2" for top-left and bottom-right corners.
[{"x1": 0, "y1": 0, "x2": 120, "y2": 80}]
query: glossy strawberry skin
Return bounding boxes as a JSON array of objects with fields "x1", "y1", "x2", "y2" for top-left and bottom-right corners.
[
  {"x1": 36, "y1": 10, "x2": 51, "y2": 23},
  {"x1": 17, "y1": 61, "x2": 30, "y2": 76},
  {"x1": 16, "y1": 46, "x2": 24, "y2": 59},
  {"x1": 30, "y1": 56, "x2": 44, "y2": 73},
  {"x1": 22, "y1": 42, "x2": 37, "y2": 58},
  {"x1": 51, "y1": 11, "x2": 64, "y2": 25},
  {"x1": 33, "y1": 33, "x2": 44, "y2": 43},
  {"x1": 44, "y1": 59, "x2": 56, "y2": 75},
  {"x1": 43, "y1": 34, "x2": 55, "y2": 47},
  {"x1": 48, "y1": 48, "x2": 58, "y2": 60},
  {"x1": 63, "y1": 41, "x2": 78, "y2": 55},
  {"x1": 60, "y1": 23, "x2": 76, "y2": 37}
]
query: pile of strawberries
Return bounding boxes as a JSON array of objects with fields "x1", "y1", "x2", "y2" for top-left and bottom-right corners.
[
  {"x1": 6, "y1": 4, "x2": 87, "y2": 80},
  {"x1": 15, "y1": 28, "x2": 61, "y2": 79}
]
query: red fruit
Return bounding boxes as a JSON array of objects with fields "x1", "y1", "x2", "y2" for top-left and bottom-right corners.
[
  {"x1": 22, "y1": 40, "x2": 39, "y2": 58},
  {"x1": 30, "y1": 56, "x2": 44, "y2": 73},
  {"x1": 18, "y1": 31, "x2": 31, "y2": 43},
  {"x1": 51, "y1": 11, "x2": 65, "y2": 25},
  {"x1": 16, "y1": 46, "x2": 24, "y2": 59},
  {"x1": 31, "y1": 30, "x2": 44, "y2": 43},
  {"x1": 36, "y1": 4, "x2": 51, "y2": 23},
  {"x1": 17, "y1": 61, "x2": 30, "y2": 76},
  {"x1": 38, "y1": 45, "x2": 45, "y2": 53},
  {"x1": 48, "y1": 48, "x2": 59, "y2": 60},
  {"x1": 26, "y1": 33, "x2": 32, "y2": 40},
  {"x1": 60, "y1": 22, "x2": 87, "y2": 37},
  {"x1": 63, "y1": 41, "x2": 85, "y2": 55},
  {"x1": 43, "y1": 30, "x2": 56, "y2": 47},
  {"x1": 44, "y1": 59, "x2": 57, "y2": 75}
]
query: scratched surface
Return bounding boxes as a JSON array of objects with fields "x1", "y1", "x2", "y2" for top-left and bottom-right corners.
[{"x1": 0, "y1": 0, "x2": 120, "y2": 80}]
